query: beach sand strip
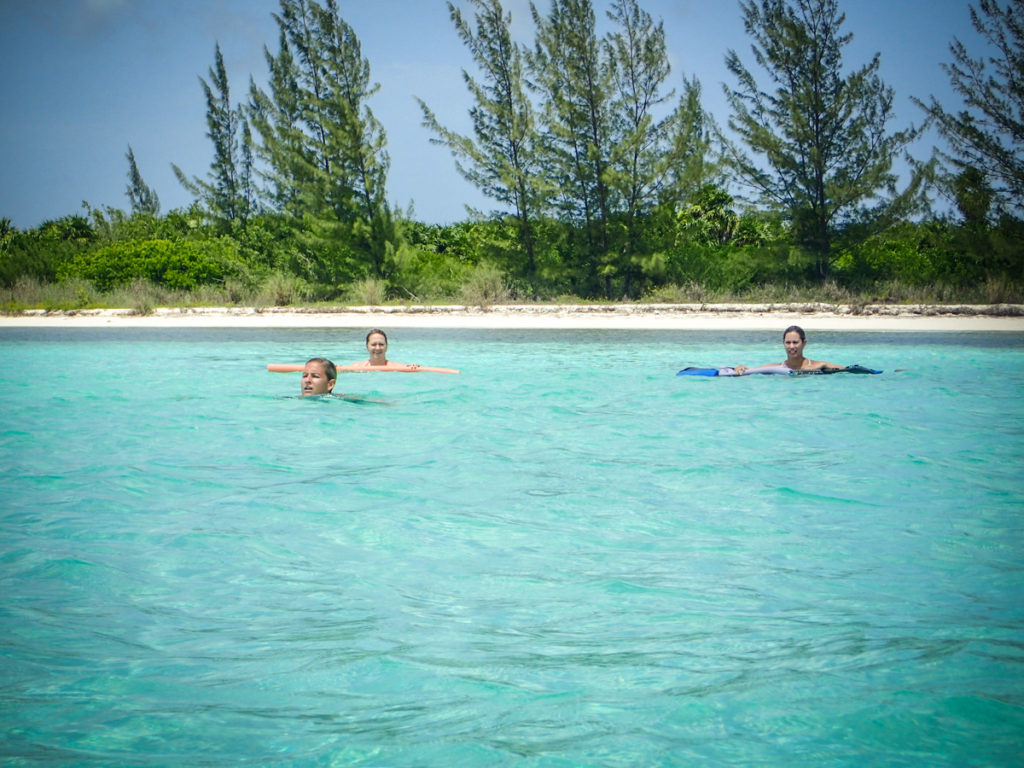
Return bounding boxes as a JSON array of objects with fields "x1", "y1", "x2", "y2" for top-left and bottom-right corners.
[{"x1": 2, "y1": 303, "x2": 1023, "y2": 331}]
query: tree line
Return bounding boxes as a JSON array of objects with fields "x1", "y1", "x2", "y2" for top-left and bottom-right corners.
[{"x1": 2, "y1": 0, "x2": 1022, "y2": 307}]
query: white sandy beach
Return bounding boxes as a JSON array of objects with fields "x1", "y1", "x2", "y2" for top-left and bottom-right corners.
[{"x1": 1, "y1": 303, "x2": 1023, "y2": 331}]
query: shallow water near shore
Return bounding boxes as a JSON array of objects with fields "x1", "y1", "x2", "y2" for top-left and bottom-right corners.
[{"x1": 1, "y1": 327, "x2": 1022, "y2": 767}]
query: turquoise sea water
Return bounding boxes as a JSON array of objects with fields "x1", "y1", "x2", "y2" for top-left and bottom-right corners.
[{"x1": 1, "y1": 327, "x2": 1022, "y2": 767}]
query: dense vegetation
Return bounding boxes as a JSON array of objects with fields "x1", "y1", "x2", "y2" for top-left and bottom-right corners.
[{"x1": 2, "y1": 0, "x2": 1022, "y2": 313}]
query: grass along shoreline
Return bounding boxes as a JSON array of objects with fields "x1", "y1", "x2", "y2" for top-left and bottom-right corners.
[{"x1": 3, "y1": 273, "x2": 1024, "y2": 317}]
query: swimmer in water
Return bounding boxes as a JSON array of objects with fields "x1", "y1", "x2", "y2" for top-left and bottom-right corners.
[
  {"x1": 299, "y1": 356, "x2": 395, "y2": 404},
  {"x1": 734, "y1": 326, "x2": 845, "y2": 375},
  {"x1": 300, "y1": 357, "x2": 337, "y2": 397},
  {"x1": 341, "y1": 329, "x2": 421, "y2": 371},
  {"x1": 268, "y1": 330, "x2": 458, "y2": 376}
]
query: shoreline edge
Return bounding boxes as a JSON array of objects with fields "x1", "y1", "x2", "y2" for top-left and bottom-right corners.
[{"x1": 2, "y1": 303, "x2": 1023, "y2": 331}]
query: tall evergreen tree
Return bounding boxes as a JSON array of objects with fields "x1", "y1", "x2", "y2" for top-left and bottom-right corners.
[
  {"x1": 238, "y1": 115, "x2": 258, "y2": 223},
  {"x1": 419, "y1": 0, "x2": 542, "y2": 281},
  {"x1": 250, "y1": 0, "x2": 393, "y2": 280},
  {"x1": 660, "y1": 77, "x2": 720, "y2": 207},
  {"x1": 315, "y1": 0, "x2": 392, "y2": 277},
  {"x1": 173, "y1": 43, "x2": 253, "y2": 230},
  {"x1": 529, "y1": 0, "x2": 615, "y2": 294},
  {"x1": 125, "y1": 145, "x2": 160, "y2": 215},
  {"x1": 723, "y1": 0, "x2": 921, "y2": 279},
  {"x1": 604, "y1": 0, "x2": 717, "y2": 294},
  {"x1": 915, "y1": 0, "x2": 1024, "y2": 214},
  {"x1": 249, "y1": 30, "x2": 307, "y2": 216},
  {"x1": 604, "y1": 0, "x2": 671, "y2": 215}
]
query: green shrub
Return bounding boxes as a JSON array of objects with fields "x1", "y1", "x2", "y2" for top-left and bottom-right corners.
[
  {"x1": 643, "y1": 281, "x2": 732, "y2": 303},
  {"x1": 106, "y1": 278, "x2": 169, "y2": 315},
  {"x1": 459, "y1": 263, "x2": 510, "y2": 307},
  {"x1": 223, "y1": 279, "x2": 249, "y2": 304},
  {"x1": 84, "y1": 203, "x2": 210, "y2": 243},
  {"x1": 232, "y1": 213, "x2": 303, "y2": 272},
  {"x1": 59, "y1": 238, "x2": 248, "y2": 292},
  {"x1": 0, "y1": 216, "x2": 96, "y2": 287},
  {"x1": 345, "y1": 277, "x2": 388, "y2": 305},
  {"x1": 252, "y1": 271, "x2": 310, "y2": 307},
  {"x1": 1, "y1": 276, "x2": 99, "y2": 311},
  {"x1": 835, "y1": 232, "x2": 937, "y2": 286},
  {"x1": 188, "y1": 284, "x2": 230, "y2": 306},
  {"x1": 387, "y1": 241, "x2": 470, "y2": 301},
  {"x1": 984, "y1": 276, "x2": 1024, "y2": 303}
]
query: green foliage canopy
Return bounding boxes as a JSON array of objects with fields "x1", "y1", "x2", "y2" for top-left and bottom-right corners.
[{"x1": 59, "y1": 238, "x2": 248, "y2": 292}]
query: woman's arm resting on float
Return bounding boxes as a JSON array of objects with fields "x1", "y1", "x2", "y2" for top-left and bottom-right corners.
[
  {"x1": 733, "y1": 363, "x2": 782, "y2": 375},
  {"x1": 336, "y1": 362, "x2": 460, "y2": 373}
]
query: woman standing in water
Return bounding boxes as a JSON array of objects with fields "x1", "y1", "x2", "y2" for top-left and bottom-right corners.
[
  {"x1": 341, "y1": 329, "x2": 421, "y2": 371},
  {"x1": 734, "y1": 326, "x2": 845, "y2": 375},
  {"x1": 267, "y1": 330, "x2": 459, "y2": 375},
  {"x1": 335, "y1": 330, "x2": 459, "y2": 373}
]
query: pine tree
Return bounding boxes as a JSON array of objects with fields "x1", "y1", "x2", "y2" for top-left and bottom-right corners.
[
  {"x1": 419, "y1": 0, "x2": 543, "y2": 281},
  {"x1": 238, "y1": 114, "x2": 258, "y2": 223},
  {"x1": 173, "y1": 43, "x2": 253, "y2": 231},
  {"x1": 248, "y1": 30, "x2": 307, "y2": 216},
  {"x1": 603, "y1": 0, "x2": 717, "y2": 294},
  {"x1": 661, "y1": 77, "x2": 720, "y2": 207},
  {"x1": 528, "y1": 0, "x2": 615, "y2": 295},
  {"x1": 915, "y1": 0, "x2": 1024, "y2": 214},
  {"x1": 723, "y1": 0, "x2": 921, "y2": 279},
  {"x1": 249, "y1": 0, "x2": 393, "y2": 280},
  {"x1": 125, "y1": 145, "x2": 160, "y2": 215}
]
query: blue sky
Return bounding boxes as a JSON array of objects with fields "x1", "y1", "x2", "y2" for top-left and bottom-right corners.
[{"x1": 0, "y1": 0, "x2": 985, "y2": 229}]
